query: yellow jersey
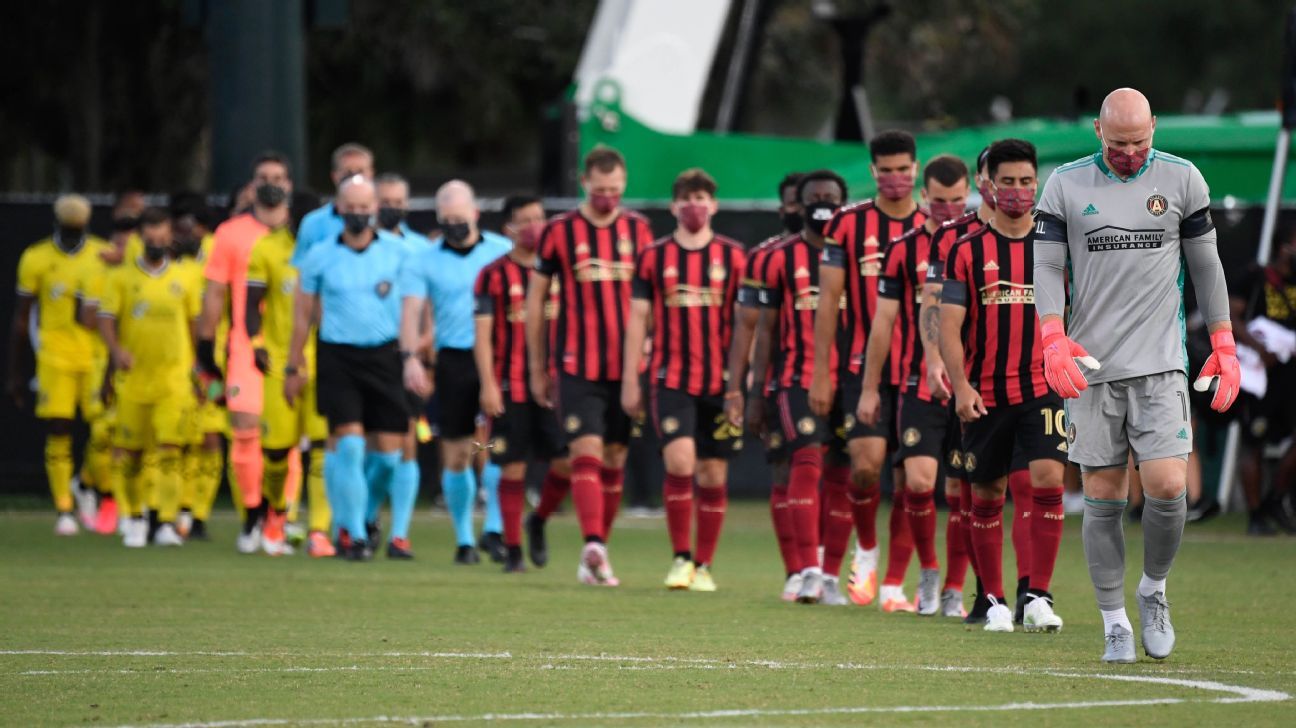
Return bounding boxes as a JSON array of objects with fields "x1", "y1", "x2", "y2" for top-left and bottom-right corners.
[
  {"x1": 245, "y1": 228, "x2": 316, "y2": 375},
  {"x1": 99, "y1": 257, "x2": 202, "y2": 403},
  {"x1": 17, "y1": 236, "x2": 113, "y2": 372}
]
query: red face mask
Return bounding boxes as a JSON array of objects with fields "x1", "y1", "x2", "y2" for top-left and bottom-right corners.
[
  {"x1": 876, "y1": 172, "x2": 914, "y2": 201},
  {"x1": 1105, "y1": 144, "x2": 1150, "y2": 177},
  {"x1": 994, "y1": 186, "x2": 1035, "y2": 219},
  {"x1": 977, "y1": 179, "x2": 997, "y2": 210},
  {"x1": 589, "y1": 192, "x2": 621, "y2": 215},
  {"x1": 927, "y1": 200, "x2": 964, "y2": 225},
  {"x1": 516, "y1": 221, "x2": 545, "y2": 251},
  {"x1": 676, "y1": 202, "x2": 710, "y2": 234}
]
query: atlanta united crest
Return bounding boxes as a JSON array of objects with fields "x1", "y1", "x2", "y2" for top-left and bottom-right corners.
[{"x1": 1146, "y1": 194, "x2": 1168, "y2": 217}]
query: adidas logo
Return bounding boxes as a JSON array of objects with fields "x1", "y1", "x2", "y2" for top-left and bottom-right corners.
[
  {"x1": 983, "y1": 260, "x2": 999, "y2": 271},
  {"x1": 1082, "y1": 203, "x2": 1099, "y2": 216},
  {"x1": 1176, "y1": 428, "x2": 1189, "y2": 440}
]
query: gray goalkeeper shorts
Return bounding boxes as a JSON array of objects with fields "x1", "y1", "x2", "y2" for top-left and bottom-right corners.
[{"x1": 1064, "y1": 371, "x2": 1192, "y2": 471}]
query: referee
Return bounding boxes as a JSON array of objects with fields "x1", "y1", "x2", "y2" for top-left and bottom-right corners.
[
  {"x1": 1034, "y1": 88, "x2": 1238, "y2": 663},
  {"x1": 286, "y1": 175, "x2": 410, "y2": 561}
]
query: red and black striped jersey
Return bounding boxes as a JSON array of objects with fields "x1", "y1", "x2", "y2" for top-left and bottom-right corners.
[
  {"x1": 474, "y1": 254, "x2": 560, "y2": 403},
  {"x1": 632, "y1": 235, "x2": 746, "y2": 396},
  {"x1": 877, "y1": 226, "x2": 933, "y2": 400},
  {"x1": 821, "y1": 200, "x2": 925, "y2": 383},
  {"x1": 535, "y1": 208, "x2": 654, "y2": 382},
  {"x1": 759, "y1": 235, "x2": 838, "y2": 391},
  {"x1": 925, "y1": 211, "x2": 986, "y2": 284},
  {"x1": 737, "y1": 234, "x2": 792, "y2": 308},
  {"x1": 942, "y1": 226, "x2": 1050, "y2": 409}
]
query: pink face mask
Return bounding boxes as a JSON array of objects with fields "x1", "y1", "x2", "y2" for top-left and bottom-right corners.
[
  {"x1": 676, "y1": 202, "x2": 710, "y2": 234},
  {"x1": 876, "y1": 172, "x2": 914, "y2": 201},
  {"x1": 1105, "y1": 144, "x2": 1150, "y2": 177},
  {"x1": 977, "y1": 179, "x2": 996, "y2": 210},
  {"x1": 994, "y1": 186, "x2": 1035, "y2": 218},
  {"x1": 516, "y1": 221, "x2": 545, "y2": 251},
  {"x1": 589, "y1": 192, "x2": 621, "y2": 215},
  {"x1": 927, "y1": 200, "x2": 965, "y2": 225}
]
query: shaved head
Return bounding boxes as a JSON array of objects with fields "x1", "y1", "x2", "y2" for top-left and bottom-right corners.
[
  {"x1": 1094, "y1": 87, "x2": 1156, "y2": 151},
  {"x1": 436, "y1": 179, "x2": 480, "y2": 228},
  {"x1": 336, "y1": 175, "x2": 377, "y2": 215}
]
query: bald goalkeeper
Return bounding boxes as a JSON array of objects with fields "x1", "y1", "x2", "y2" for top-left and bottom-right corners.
[{"x1": 1033, "y1": 88, "x2": 1238, "y2": 664}]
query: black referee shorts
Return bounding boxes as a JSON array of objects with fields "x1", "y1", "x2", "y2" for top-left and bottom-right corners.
[
  {"x1": 315, "y1": 340, "x2": 410, "y2": 435},
  {"x1": 434, "y1": 348, "x2": 481, "y2": 440}
]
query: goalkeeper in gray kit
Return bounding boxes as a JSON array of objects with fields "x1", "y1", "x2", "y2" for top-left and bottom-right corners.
[{"x1": 1033, "y1": 88, "x2": 1240, "y2": 664}]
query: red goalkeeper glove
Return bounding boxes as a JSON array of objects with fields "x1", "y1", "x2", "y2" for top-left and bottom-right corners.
[
  {"x1": 1040, "y1": 318, "x2": 1102, "y2": 399},
  {"x1": 1192, "y1": 330, "x2": 1240, "y2": 412}
]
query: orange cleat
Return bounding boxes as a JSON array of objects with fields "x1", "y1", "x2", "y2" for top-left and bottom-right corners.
[
  {"x1": 307, "y1": 530, "x2": 336, "y2": 558},
  {"x1": 94, "y1": 497, "x2": 119, "y2": 536}
]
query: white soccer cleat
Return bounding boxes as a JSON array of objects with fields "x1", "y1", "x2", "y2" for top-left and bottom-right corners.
[
  {"x1": 781, "y1": 573, "x2": 804, "y2": 602},
  {"x1": 54, "y1": 512, "x2": 79, "y2": 537},
  {"x1": 940, "y1": 589, "x2": 966, "y2": 618},
  {"x1": 123, "y1": 518, "x2": 148, "y2": 548},
  {"x1": 118, "y1": 516, "x2": 130, "y2": 536},
  {"x1": 984, "y1": 596, "x2": 1014, "y2": 633},
  {"x1": 847, "y1": 545, "x2": 879, "y2": 606},
  {"x1": 176, "y1": 510, "x2": 194, "y2": 538},
  {"x1": 236, "y1": 526, "x2": 261, "y2": 555},
  {"x1": 73, "y1": 477, "x2": 97, "y2": 529},
  {"x1": 916, "y1": 568, "x2": 941, "y2": 616},
  {"x1": 261, "y1": 535, "x2": 294, "y2": 557},
  {"x1": 820, "y1": 575, "x2": 848, "y2": 606},
  {"x1": 879, "y1": 584, "x2": 917, "y2": 613},
  {"x1": 1023, "y1": 593, "x2": 1064, "y2": 633},
  {"x1": 797, "y1": 568, "x2": 823, "y2": 604},
  {"x1": 153, "y1": 523, "x2": 184, "y2": 547},
  {"x1": 579, "y1": 542, "x2": 619, "y2": 586}
]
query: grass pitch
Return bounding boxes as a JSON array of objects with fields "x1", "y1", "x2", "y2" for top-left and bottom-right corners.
[{"x1": 1, "y1": 501, "x2": 1293, "y2": 727}]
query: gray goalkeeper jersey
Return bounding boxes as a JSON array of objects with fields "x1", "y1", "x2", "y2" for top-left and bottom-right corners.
[{"x1": 1034, "y1": 150, "x2": 1225, "y2": 384}]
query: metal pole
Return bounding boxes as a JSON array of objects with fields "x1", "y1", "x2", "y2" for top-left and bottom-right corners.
[{"x1": 715, "y1": 0, "x2": 761, "y2": 133}]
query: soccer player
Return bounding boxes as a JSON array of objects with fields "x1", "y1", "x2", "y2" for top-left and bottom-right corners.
[
  {"x1": 1034, "y1": 88, "x2": 1235, "y2": 662},
  {"x1": 197, "y1": 151, "x2": 294, "y2": 553},
  {"x1": 292, "y1": 142, "x2": 375, "y2": 266},
  {"x1": 813, "y1": 131, "x2": 926, "y2": 611},
  {"x1": 400, "y1": 180, "x2": 511, "y2": 564},
  {"x1": 856, "y1": 154, "x2": 970, "y2": 616},
  {"x1": 8, "y1": 194, "x2": 113, "y2": 535},
  {"x1": 754, "y1": 169, "x2": 848, "y2": 604},
  {"x1": 525, "y1": 146, "x2": 655, "y2": 586},
  {"x1": 724, "y1": 172, "x2": 804, "y2": 599},
  {"x1": 289, "y1": 175, "x2": 408, "y2": 561},
  {"x1": 95, "y1": 208, "x2": 201, "y2": 548},
  {"x1": 474, "y1": 195, "x2": 572, "y2": 573},
  {"x1": 623, "y1": 169, "x2": 746, "y2": 592},
  {"x1": 939, "y1": 138, "x2": 1067, "y2": 634}
]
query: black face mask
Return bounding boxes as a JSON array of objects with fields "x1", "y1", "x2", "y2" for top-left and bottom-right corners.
[
  {"x1": 802, "y1": 201, "x2": 838, "y2": 236},
  {"x1": 255, "y1": 183, "x2": 288, "y2": 208},
  {"x1": 781, "y1": 210, "x2": 804, "y2": 235},
  {"x1": 55, "y1": 226, "x2": 85, "y2": 250},
  {"x1": 143, "y1": 244, "x2": 168, "y2": 262},
  {"x1": 441, "y1": 221, "x2": 471, "y2": 247},
  {"x1": 113, "y1": 216, "x2": 140, "y2": 232},
  {"x1": 341, "y1": 212, "x2": 372, "y2": 236},
  {"x1": 377, "y1": 206, "x2": 407, "y2": 231}
]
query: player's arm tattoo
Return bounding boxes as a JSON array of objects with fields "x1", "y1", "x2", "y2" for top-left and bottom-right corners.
[{"x1": 921, "y1": 305, "x2": 941, "y2": 348}]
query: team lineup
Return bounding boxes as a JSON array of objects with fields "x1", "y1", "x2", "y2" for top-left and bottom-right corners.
[{"x1": 9, "y1": 87, "x2": 1242, "y2": 664}]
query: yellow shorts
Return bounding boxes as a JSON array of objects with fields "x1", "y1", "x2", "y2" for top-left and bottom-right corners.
[
  {"x1": 35, "y1": 358, "x2": 103, "y2": 421},
  {"x1": 193, "y1": 400, "x2": 228, "y2": 443},
  {"x1": 114, "y1": 396, "x2": 196, "y2": 451},
  {"x1": 261, "y1": 373, "x2": 328, "y2": 451}
]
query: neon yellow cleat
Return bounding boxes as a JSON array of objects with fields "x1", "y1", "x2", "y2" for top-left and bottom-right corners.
[
  {"x1": 664, "y1": 556, "x2": 695, "y2": 590},
  {"x1": 689, "y1": 565, "x2": 717, "y2": 592}
]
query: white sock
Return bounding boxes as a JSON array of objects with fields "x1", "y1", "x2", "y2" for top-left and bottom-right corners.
[
  {"x1": 1101, "y1": 608, "x2": 1133, "y2": 634},
  {"x1": 1138, "y1": 573, "x2": 1166, "y2": 598}
]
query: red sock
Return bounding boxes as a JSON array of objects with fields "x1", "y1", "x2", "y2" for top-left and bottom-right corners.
[
  {"x1": 820, "y1": 466, "x2": 853, "y2": 577},
  {"x1": 1029, "y1": 486, "x2": 1065, "y2": 593},
  {"x1": 500, "y1": 477, "x2": 526, "y2": 547},
  {"x1": 959, "y1": 479, "x2": 978, "y2": 577},
  {"x1": 663, "y1": 473, "x2": 694, "y2": 556},
  {"x1": 535, "y1": 470, "x2": 570, "y2": 519},
  {"x1": 883, "y1": 488, "x2": 915, "y2": 586},
  {"x1": 905, "y1": 489, "x2": 939, "y2": 570},
  {"x1": 943, "y1": 491, "x2": 969, "y2": 591},
  {"x1": 818, "y1": 478, "x2": 831, "y2": 549},
  {"x1": 230, "y1": 429, "x2": 264, "y2": 509},
  {"x1": 570, "y1": 456, "x2": 604, "y2": 540},
  {"x1": 770, "y1": 481, "x2": 800, "y2": 574},
  {"x1": 787, "y1": 447, "x2": 823, "y2": 570},
  {"x1": 970, "y1": 492, "x2": 1007, "y2": 599},
  {"x1": 694, "y1": 483, "x2": 727, "y2": 566},
  {"x1": 600, "y1": 466, "x2": 623, "y2": 540},
  {"x1": 1008, "y1": 469, "x2": 1032, "y2": 586},
  {"x1": 849, "y1": 485, "x2": 881, "y2": 551}
]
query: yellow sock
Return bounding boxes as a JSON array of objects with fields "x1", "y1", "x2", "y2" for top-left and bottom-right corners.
[
  {"x1": 115, "y1": 453, "x2": 144, "y2": 517},
  {"x1": 143, "y1": 450, "x2": 161, "y2": 513},
  {"x1": 263, "y1": 454, "x2": 290, "y2": 512},
  {"x1": 155, "y1": 448, "x2": 182, "y2": 523},
  {"x1": 180, "y1": 446, "x2": 200, "y2": 511},
  {"x1": 85, "y1": 419, "x2": 114, "y2": 496},
  {"x1": 45, "y1": 434, "x2": 74, "y2": 512},
  {"x1": 193, "y1": 447, "x2": 223, "y2": 522},
  {"x1": 306, "y1": 447, "x2": 330, "y2": 534}
]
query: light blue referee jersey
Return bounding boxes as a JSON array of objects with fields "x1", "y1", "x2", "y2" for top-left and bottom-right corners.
[
  {"x1": 299, "y1": 230, "x2": 408, "y2": 346},
  {"x1": 292, "y1": 202, "x2": 342, "y2": 268},
  {"x1": 399, "y1": 230, "x2": 511, "y2": 351}
]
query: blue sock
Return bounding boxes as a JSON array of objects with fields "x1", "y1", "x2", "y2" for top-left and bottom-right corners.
[
  {"x1": 323, "y1": 449, "x2": 340, "y2": 537},
  {"x1": 365, "y1": 451, "x2": 391, "y2": 525},
  {"x1": 481, "y1": 461, "x2": 502, "y2": 535},
  {"x1": 389, "y1": 459, "x2": 420, "y2": 541},
  {"x1": 334, "y1": 435, "x2": 369, "y2": 540},
  {"x1": 442, "y1": 467, "x2": 477, "y2": 547}
]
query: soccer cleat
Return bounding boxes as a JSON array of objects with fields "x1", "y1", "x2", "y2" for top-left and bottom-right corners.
[
  {"x1": 983, "y1": 596, "x2": 1014, "y2": 633},
  {"x1": 796, "y1": 569, "x2": 823, "y2": 604},
  {"x1": 1013, "y1": 577, "x2": 1029, "y2": 625},
  {"x1": 916, "y1": 568, "x2": 941, "y2": 616},
  {"x1": 343, "y1": 539, "x2": 374, "y2": 562},
  {"x1": 479, "y1": 531, "x2": 508, "y2": 564},
  {"x1": 525, "y1": 512, "x2": 548, "y2": 568},
  {"x1": 847, "y1": 546, "x2": 879, "y2": 605},
  {"x1": 261, "y1": 512, "x2": 292, "y2": 556},
  {"x1": 54, "y1": 513, "x2": 79, "y2": 537},
  {"x1": 879, "y1": 585, "x2": 917, "y2": 614},
  {"x1": 964, "y1": 592, "x2": 991, "y2": 629},
  {"x1": 153, "y1": 523, "x2": 184, "y2": 547},
  {"x1": 579, "y1": 542, "x2": 619, "y2": 586},
  {"x1": 940, "y1": 589, "x2": 966, "y2": 618},
  {"x1": 365, "y1": 521, "x2": 381, "y2": 546},
  {"x1": 820, "y1": 575, "x2": 848, "y2": 605},
  {"x1": 386, "y1": 537, "x2": 414, "y2": 560},
  {"x1": 123, "y1": 518, "x2": 148, "y2": 548},
  {"x1": 188, "y1": 519, "x2": 210, "y2": 541},
  {"x1": 664, "y1": 557, "x2": 696, "y2": 590},
  {"x1": 782, "y1": 573, "x2": 804, "y2": 602},
  {"x1": 1137, "y1": 591, "x2": 1175, "y2": 659},
  {"x1": 503, "y1": 545, "x2": 525, "y2": 573},
  {"x1": 689, "y1": 565, "x2": 717, "y2": 592},
  {"x1": 175, "y1": 510, "x2": 193, "y2": 538},
  {"x1": 595, "y1": 546, "x2": 620, "y2": 586},
  {"x1": 307, "y1": 531, "x2": 336, "y2": 558},
  {"x1": 454, "y1": 545, "x2": 481, "y2": 565},
  {"x1": 1023, "y1": 592, "x2": 1064, "y2": 633},
  {"x1": 285, "y1": 522, "x2": 307, "y2": 547},
  {"x1": 94, "y1": 498, "x2": 119, "y2": 535},
  {"x1": 236, "y1": 525, "x2": 261, "y2": 555},
  {"x1": 1102, "y1": 624, "x2": 1137, "y2": 664},
  {"x1": 74, "y1": 478, "x2": 97, "y2": 530}
]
